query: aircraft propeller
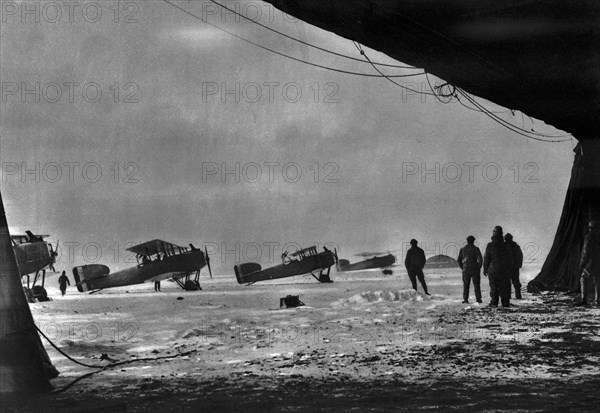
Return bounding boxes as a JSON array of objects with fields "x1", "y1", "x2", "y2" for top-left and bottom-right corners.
[
  {"x1": 205, "y1": 245, "x2": 213, "y2": 279},
  {"x1": 49, "y1": 240, "x2": 59, "y2": 272}
]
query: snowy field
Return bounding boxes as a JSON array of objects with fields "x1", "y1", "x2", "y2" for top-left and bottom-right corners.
[{"x1": 6, "y1": 266, "x2": 600, "y2": 412}]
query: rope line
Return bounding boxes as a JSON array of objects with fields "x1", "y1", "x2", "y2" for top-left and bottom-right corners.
[
  {"x1": 36, "y1": 324, "x2": 197, "y2": 394},
  {"x1": 208, "y1": 0, "x2": 418, "y2": 69},
  {"x1": 162, "y1": 0, "x2": 424, "y2": 79}
]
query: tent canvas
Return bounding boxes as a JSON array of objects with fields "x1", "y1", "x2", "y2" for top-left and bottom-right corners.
[{"x1": 0, "y1": 192, "x2": 57, "y2": 394}]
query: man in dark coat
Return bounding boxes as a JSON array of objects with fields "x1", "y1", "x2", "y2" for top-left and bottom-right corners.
[
  {"x1": 577, "y1": 220, "x2": 600, "y2": 306},
  {"x1": 483, "y1": 226, "x2": 514, "y2": 307},
  {"x1": 457, "y1": 235, "x2": 483, "y2": 304},
  {"x1": 405, "y1": 239, "x2": 429, "y2": 295},
  {"x1": 58, "y1": 271, "x2": 70, "y2": 296},
  {"x1": 504, "y1": 233, "x2": 524, "y2": 299}
]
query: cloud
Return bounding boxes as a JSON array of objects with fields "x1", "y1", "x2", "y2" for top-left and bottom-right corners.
[
  {"x1": 0, "y1": 3, "x2": 575, "y2": 274},
  {"x1": 167, "y1": 27, "x2": 230, "y2": 47}
]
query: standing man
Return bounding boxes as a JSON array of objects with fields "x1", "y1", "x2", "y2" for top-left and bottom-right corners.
[
  {"x1": 504, "y1": 233, "x2": 524, "y2": 299},
  {"x1": 483, "y1": 226, "x2": 514, "y2": 308},
  {"x1": 405, "y1": 239, "x2": 430, "y2": 295},
  {"x1": 457, "y1": 235, "x2": 483, "y2": 304},
  {"x1": 576, "y1": 220, "x2": 600, "y2": 306},
  {"x1": 58, "y1": 271, "x2": 70, "y2": 296},
  {"x1": 154, "y1": 280, "x2": 161, "y2": 292}
]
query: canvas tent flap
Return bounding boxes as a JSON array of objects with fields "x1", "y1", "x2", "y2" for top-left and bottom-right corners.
[
  {"x1": 262, "y1": 0, "x2": 600, "y2": 138},
  {"x1": 0, "y1": 192, "x2": 56, "y2": 394},
  {"x1": 528, "y1": 140, "x2": 600, "y2": 293}
]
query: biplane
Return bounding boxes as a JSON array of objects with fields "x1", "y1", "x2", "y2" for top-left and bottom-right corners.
[
  {"x1": 72, "y1": 239, "x2": 212, "y2": 293},
  {"x1": 335, "y1": 250, "x2": 396, "y2": 274},
  {"x1": 234, "y1": 246, "x2": 335, "y2": 285},
  {"x1": 12, "y1": 231, "x2": 58, "y2": 301}
]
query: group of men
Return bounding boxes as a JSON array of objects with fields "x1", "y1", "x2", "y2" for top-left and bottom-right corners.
[
  {"x1": 457, "y1": 226, "x2": 523, "y2": 307},
  {"x1": 404, "y1": 226, "x2": 524, "y2": 307},
  {"x1": 405, "y1": 220, "x2": 600, "y2": 308}
]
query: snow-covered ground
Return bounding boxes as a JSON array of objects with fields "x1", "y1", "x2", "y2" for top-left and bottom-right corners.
[{"x1": 8, "y1": 266, "x2": 600, "y2": 412}]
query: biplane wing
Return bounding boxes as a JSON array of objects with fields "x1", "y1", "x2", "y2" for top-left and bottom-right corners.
[
  {"x1": 354, "y1": 251, "x2": 388, "y2": 258},
  {"x1": 336, "y1": 251, "x2": 396, "y2": 272},
  {"x1": 11, "y1": 233, "x2": 50, "y2": 244},
  {"x1": 11, "y1": 234, "x2": 50, "y2": 239},
  {"x1": 126, "y1": 239, "x2": 187, "y2": 257},
  {"x1": 146, "y1": 271, "x2": 189, "y2": 282}
]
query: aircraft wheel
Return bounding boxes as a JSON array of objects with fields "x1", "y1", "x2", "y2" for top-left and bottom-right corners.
[
  {"x1": 184, "y1": 280, "x2": 201, "y2": 291},
  {"x1": 319, "y1": 275, "x2": 333, "y2": 283},
  {"x1": 32, "y1": 285, "x2": 50, "y2": 302}
]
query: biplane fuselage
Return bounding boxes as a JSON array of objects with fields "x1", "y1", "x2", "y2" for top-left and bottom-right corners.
[
  {"x1": 73, "y1": 239, "x2": 209, "y2": 292},
  {"x1": 13, "y1": 242, "x2": 52, "y2": 276},
  {"x1": 234, "y1": 246, "x2": 335, "y2": 284},
  {"x1": 11, "y1": 232, "x2": 56, "y2": 278},
  {"x1": 336, "y1": 254, "x2": 396, "y2": 272}
]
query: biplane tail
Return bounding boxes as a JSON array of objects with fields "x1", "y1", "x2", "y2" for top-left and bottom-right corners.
[
  {"x1": 234, "y1": 262, "x2": 262, "y2": 284},
  {"x1": 72, "y1": 264, "x2": 110, "y2": 292}
]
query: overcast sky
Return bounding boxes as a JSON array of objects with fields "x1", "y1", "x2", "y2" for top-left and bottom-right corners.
[{"x1": 0, "y1": 1, "x2": 574, "y2": 274}]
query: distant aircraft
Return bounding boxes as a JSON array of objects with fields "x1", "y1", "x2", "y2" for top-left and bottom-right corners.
[
  {"x1": 335, "y1": 250, "x2": 396, "y2": 274},
  {"x1": 72, "y1": 239, "x2": 212, "y2": 293},
  {"x1": 234, "y1": 246, "x2": 335, "y2": 285},
  {"x1": 12, "y1": 231, "x2": 58, "y2": 301}
]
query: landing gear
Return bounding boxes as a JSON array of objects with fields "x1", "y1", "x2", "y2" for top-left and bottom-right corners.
[
  {"x1": 184, "y1": 280, "x2": 201, "y2": 291},
  {"x1": 173, "y1": 270, "x2": 202, "y2": 291},
  {"x1": 311, "y1": 266, "x2": 333, "y2": 283},
  {"x1": 24, "y1": 270, "x2": 50, "y2": 302},
  {"x1": 32, "y1": 285, "x2": 51, "y2": 302}
]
